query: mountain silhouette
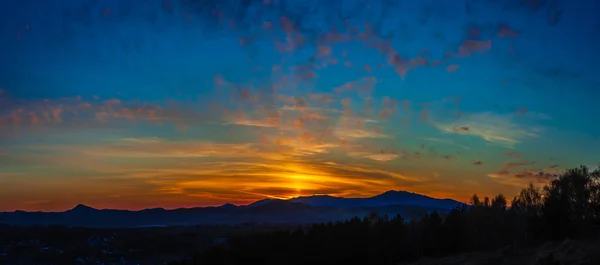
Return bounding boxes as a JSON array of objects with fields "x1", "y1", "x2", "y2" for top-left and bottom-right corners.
[
  {"x1": 218, "y1": 203, "x2": 238, "y2": 209},
  {"x1": 0, "y1": 190, "x2": 464, "y2": 228},
  {"x1": 289, "y1": 190, "x2": 462, "y2": 209},
  {"x1": 248, "y1": 198, "x2": 283, "y2": 207},
  {"x1": 67, "y1": 204, "x2": 97, "y2": 213}
]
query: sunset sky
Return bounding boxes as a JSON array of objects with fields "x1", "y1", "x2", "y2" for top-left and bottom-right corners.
[{"x1": 1, "y1": 0, "x2": 599, "y2": 212}]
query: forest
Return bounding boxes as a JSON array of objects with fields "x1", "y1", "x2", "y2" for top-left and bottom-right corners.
[{"x1": 171, "y1": 165, "x2": 600, "y2": 265}]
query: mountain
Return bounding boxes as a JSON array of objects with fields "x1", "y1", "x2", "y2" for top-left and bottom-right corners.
[
  {"x1": 0, "y1": 190, "x2": 465, "y2": 228},
  {"x1": 247, "y1": 198, "x2": 283, "y2": 207},
  {"x1": 218, "y1": 203, "x2": 237, "y2": 209},
  {"x1": 69, "y1": 204, "x2": 96, "y2": 211},
  {"x1": 289, "y1": 195, "x2": 346, "y2": 207},
  {"x1": 289, "y1": 190, "x2": 463, "y2": 209}
]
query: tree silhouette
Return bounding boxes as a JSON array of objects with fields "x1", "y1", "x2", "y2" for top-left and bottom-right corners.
[
  {"x1": 543, "y1": 166, "x2": 598, "y2": 240},
  {"x1": 512, "y1": 183, "x2": 544, "y2": 245}
]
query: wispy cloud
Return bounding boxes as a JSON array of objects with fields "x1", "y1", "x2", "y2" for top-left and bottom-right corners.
[
  {"x1": 1, "y1": 130, "x2": 428, "y2": 210},
  {"x1": 348, "y1": 151, "x2": 398, "y2": 162},
  {"x1": 85, "y1": 140, "x2": 259, "y2": 159},
  {"x1": 224, "y1": 119, "x2": 279, "y2": 128},
  {"x1": 487, "y1": 167, "x2": 563, "y2": 187},
  {"x1": 334, "y1": 128, "x2": 390, "y2": 139},
  {"x1": 120, "y1": 137, "x2": 163, "y2": 144},
  {"x1": 333, "y1": 116, "x2": 390, "y2": 139},
  {"x1": 434, "y1": 112, "x2": 541, "y2": 148}
]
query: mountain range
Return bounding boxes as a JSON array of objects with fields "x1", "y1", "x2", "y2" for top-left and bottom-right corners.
[{"x1": 0, "y1": 191, "x2": 465, "y2": 228}]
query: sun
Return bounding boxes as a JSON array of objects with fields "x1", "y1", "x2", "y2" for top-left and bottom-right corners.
[{"x1": 284, "y1": 174, "x2": 314, "y2": 198}]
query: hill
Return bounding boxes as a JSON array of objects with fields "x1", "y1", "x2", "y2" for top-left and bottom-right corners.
[{"x1": 0, "y1": 190, "x2": 464, "y2": 228}]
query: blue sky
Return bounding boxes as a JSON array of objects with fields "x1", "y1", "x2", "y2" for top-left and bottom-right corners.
[{"x1": 0, "y1": 0, "x2": 599, "y2": 211}]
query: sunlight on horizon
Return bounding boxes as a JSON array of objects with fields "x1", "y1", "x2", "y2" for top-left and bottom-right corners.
[{"x1": 1, "y1": 0, "x2": 599, "y2": 212}]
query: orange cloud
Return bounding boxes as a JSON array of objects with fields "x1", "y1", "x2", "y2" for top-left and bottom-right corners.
[
  {"x1": 1, "y1": 135, "x2": 429, "y2": 211},
  {"x1": 348, "y1": 151, "x2": 398, "y2": 162},
  {"x1": 488, "y1": 168, "x2": 562, "y2": 187}
]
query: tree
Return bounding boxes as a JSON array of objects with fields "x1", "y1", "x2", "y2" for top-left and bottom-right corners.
[
  {"x1": 543, "y1": 165, "x2": 597, "y2": 240},
  {"x1": 512, "y1": 183, "x2": 544, "y2": 245},
  {"x1": 589, "y1": 167, "x2": 600, "y2": 224},
  {"x1": 470, "y1": 194, "x2": 481, "y2": 206},
  {"x1": 492, "y1": 194, "x2": 507, "y2": 211},
  {"x1": 483, "y1": 197, "x2": 490, "y2": 208},
  {"x1": 513, "y1": 183, "x2": 543, "y2": 216}
]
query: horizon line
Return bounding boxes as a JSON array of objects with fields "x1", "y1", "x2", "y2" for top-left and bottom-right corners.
[{"x1": 1, "y1": 190, "x2": 466, "y2": 213}]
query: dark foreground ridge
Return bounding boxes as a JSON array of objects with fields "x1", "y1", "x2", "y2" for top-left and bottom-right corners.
[{"x1": 0, "y1": 190, "x2": 463, "y2": 227}]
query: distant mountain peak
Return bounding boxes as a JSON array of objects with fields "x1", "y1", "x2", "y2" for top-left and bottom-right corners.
[
  {"x1": 70, "y1": 204, "x2": 97, "y2": 212},
  {"x1": 219, "y1": 203, "x2": 237, "y2": 209},
  {"x1": 375, "y1": 190, "x2": 421, "y2": 197},
  {"x1": 248, "y1": 198, "x2": 282, "y2": 206}
]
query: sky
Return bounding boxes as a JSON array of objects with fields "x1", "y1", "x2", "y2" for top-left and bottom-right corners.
[{"x1": 1, "y1": 0, "x2": 599, "y2": 212}]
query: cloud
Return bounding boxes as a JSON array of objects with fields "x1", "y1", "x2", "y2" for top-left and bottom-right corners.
[
  {"x1": 333, "y1": 117, "x2": 390, "y2": 139},
  {"x1": 362, "y1": 153, "x2": 399, "y2": 162},
  {"x1": 0, "y1": 97, "x2": 214, "y2": 137},
  {"x1": 487, "y1": 167, "x2": 563, "y2": 187},
  {"x1": 88, "y1": 141, "x2": 258, "y2": 159},
  {"x1": 115, "y1": 159, "x2": 424, "y2": 203},
  {"x1": 15, "y1": 139, "x2": 261, "y2": 160},
  {"x1": 224, "y1": 118, "x2": 279, "y2": 128},
  {"x1": 334, "y1": 128, "x2": 390, "y2": 139},
  {"x1": 3, "y1": 130, "x2": 425, "y2": 206},
  {"x1": 504, "y1": 160, "x2": 535, "y2": 169},
  {"x1": 120, "y1": 137, "x2": 163, "y2": 144},
  {"x1": 434, "y1": 112, "x2": 541, "y2": 148},
  {"x1": 348, "y1": 151, "x2": 398, "y2": 162}
]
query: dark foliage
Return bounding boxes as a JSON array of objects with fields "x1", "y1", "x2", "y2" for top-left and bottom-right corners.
[{"x1": 171, "y1": 165, "x2": 600, "y2": 265}]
